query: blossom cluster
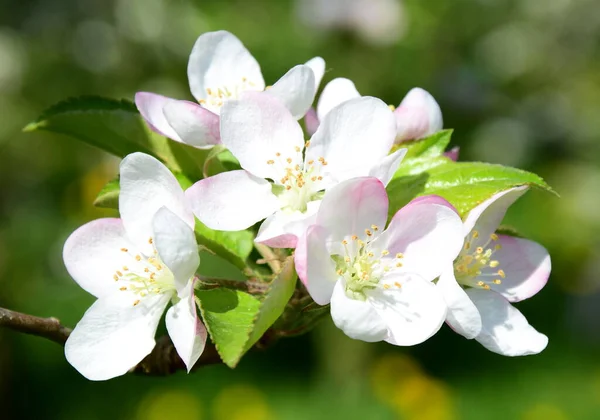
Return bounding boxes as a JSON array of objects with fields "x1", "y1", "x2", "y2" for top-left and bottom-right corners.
[{"x1": 63, "y1": 31, "x2": 551, "y2": 380}]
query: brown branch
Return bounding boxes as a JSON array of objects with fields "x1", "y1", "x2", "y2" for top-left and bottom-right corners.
[{"x1": 0, "y1": 306, "x2": 221, "y2": 376}]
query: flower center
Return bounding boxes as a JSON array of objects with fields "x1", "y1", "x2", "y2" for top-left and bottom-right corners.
[
  {"x1": 454, "y1": 231, "x2": 505, "y2": 290},
  {"x1": 113, "y1": 237, "x2": 176, "y2": 306},
  {"x1": 199, "y1": 77, "x2": 259, "y2": 113},
  {"x1": 266, "y1": 143, "x2": 329, "y2": 212},
  {"x1": 331, "y1": 229, "x2": 404, "y2": 300}
]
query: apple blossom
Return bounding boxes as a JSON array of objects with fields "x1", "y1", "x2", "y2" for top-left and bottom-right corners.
[
  {"x1": 186, "y1": 92, "x2": 405, "y2": 248},
  {"x1": 294, "y1": 177, "x2": 464, "y2": 344},
  {"x1": 135, "y1": 30, "x2": 324, "y2": 148},
  {"x1": 307, "y1": 79, "x2": 443, "y2": 144},
  {"x1": 63, "y1": 153, "x2": 206, "y2": 380},
  {"x1": 437, "y1": 186, "x2": 551, "y2": 356}
]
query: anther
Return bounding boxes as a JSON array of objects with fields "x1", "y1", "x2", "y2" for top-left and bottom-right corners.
[
  {"x1": 286, "y1": 158, "x2": 292, "y2": 164},
  {"x1": 267, "y1": 160, "x2": 275, "y2": 165},
  {"x1": 489, "y1": 261, "x2": 499, "y2": 268},
  {"x1": 396, "y1": 263, "x2": 403, "y2": 267},
  {"x1": 119, "y1": 287, "x2": 127, "y2": 291},
  {"x1": 394, "y1": 282, "x2": 402, "y2": 288},
  {"x1": 384, "y1": 284, "x2": 391, "y2": 289},
  {"x1": 144, "y1": 268, "x2": 150, "y2": 273},
  {"x1": 381, "y1": 250, "x2": 390, "y2": 256},
  {"x1": 308, "y1": 160, "x2": 314, "y2": 165},
  {"x1": 295, "y1": 146, "x2": 301, "y2": 152},
  {"x1": 490, "y1": 233, "x2": 499, "y2": 241},
  {"x1": 365, "y1": 229, "x2": 372, "y2": 236},
  {"x1": 123, "y1": 266, "x2": 129, "y2": 271},
  {"x1": 396, "y1": 253, "x2": 404, "y2": 259},
  {"x1": 305, "y1": 141, "x2": 311, "y2": 148},
  {"x1": 472, "y1": 231, "x2": 479, "y2": 238},
  {"x1": 113, "y1": 275, "x2": 119, "y2": 281},
  {"x1": 388, "y1": 104, "x2": 396, "y2": 111},
  {"x1": 371, "y1": 224, "x2": 379, "y2": 231},
  {"x1": 116, "y1": 271, "x2": 123, "y2": 277},
  {"x1": 133, "y1": 300, "x2": 140, "y2": 306},
  {"x1": 275, "y1": 152, "x2": 281, "y2": 157},
  {"x1": 342, "y1": 240, "x2": 348, "y2": 245},
  {"x1": 317, "y1": 176, "x2": 323, "y2": 181},
  {"x1": 476, "y1": 247, "x2": 483, "y2": 254},
  {"x1": 135, "y1": 255, "x2": 141, "y2": 261},
  {"x1": 477, "y1": 281, "x2": 485, "y2": 287},
  {"x1": 351, "y1": 235, "x2": 358, "y2": 241},
  {"x1": 497, "y1": 270, "x2": 506, "y2": 278},
  {"x1": 148, "y1": 238, "x2": 153, "y2": 244},
  {"x1": 120, "y1": 248, "x2": 128, "y2": 252},
  {"x1": 495, "y1": 244, "x2": 502, "y2": 250},
  {"x1": 493, "y1": 279, "x2": 502, "y2": 284}
]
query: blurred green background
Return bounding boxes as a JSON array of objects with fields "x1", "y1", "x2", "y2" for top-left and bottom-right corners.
[{"x1": 1, "y1": 0, "x2": 599, "y2": 419}]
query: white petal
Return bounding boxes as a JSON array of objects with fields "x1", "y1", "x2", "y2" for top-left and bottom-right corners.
[
  {"x1": 475, "y1": 235, "x2": 550, "y2": 302},
  {"x1": 119, "y1": 153, "x2": 193, "y2": 252},
  {"x1": 394, "y1": 87, "x2": 443, "y2": 143},
  {"x1": 304, "y1": 56, "x2": 325, "y2": 90},
  {"x1": 304, "y1": 107, "x2": 320, "y2": 136},
  {"x1": 153, "y1": 207, "x2": 199, "y2": 292},
  {"x1": 308, "y1": 97, "x2": 396, "y2": 183},
  {"x1": 463, "y1": 186, "x2": 528, "y2": 246},
  {"x1": 368, "y1": 272, "x2": 447, "y2": 346},
  {"x1": 65, "y1": 291, "x2": 170, "y2": 380},
  {"x1": 295, "y1": 225, "x2": 338, "y2": 305},
  {"x1": 185, "y1": 170, "x2": 279, "y2": 231},
  {"x1": 316, "y1": 78, "x2": 360, "y2": 122},
  {"x1": 374, "y1": 197, "x2": 464, "y2": 281},
  {"x1": 368, "y1": 148, "x2": 407, "y2": 186},
  {"x1": 187, "y1": 30, "x2": 264, "y2": 112},
  {"x1": 266, "y1": 65, "x2": 316, "y2": 119},
  {"x1": 255, "y1": 201, "x2": 319, "y2": 249},
  {"x1": 220, "y1": 92, "x2": 305, "y2": 180},
  {"x1": 166, "y1": 280, "x2": 207, "y2": 372},
  {"x1": 63, "y1": 218, "x2": 138, "y2": 298},
  {"x1": 135, "y1": 92, "x2": 182, "y2": 141},
  {"x1": 467, "y1": 289, "x2": 548, "y2": 356},
  {"x1": 316, "y1": 177, "x2": 388, "y2": 243},
  {"x1": 437, "y1": 268, "x2": 482, "y2": 339},
  {"x1": 330, "y1": 280, "x2": 388, "y2": 342},
  {"x1": 162, "y1": 100, "x2": 221, "y2": 149}
]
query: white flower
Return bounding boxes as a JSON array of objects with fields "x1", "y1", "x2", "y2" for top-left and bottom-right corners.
[
  {"x1": 135, "y1": 30, "x2": 325, "y2": 148},
  {"x1": 437, "y1": 186, "x2": 551, "y2": 356},
  {"x1": 63, "y1": 153, "x2": 206, "y2": 380},
  {"x1": 294, "y1": 177, "x2": 464, "y2": 344},
  {"x1": 308, "y1": 79, "x2": 442, "y2": 144},
  {"x1": 186, "y1": 93, "x2": 405, "y2": 248}
]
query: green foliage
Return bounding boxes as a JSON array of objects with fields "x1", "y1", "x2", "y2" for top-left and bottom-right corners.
[
  {"x1": 93, "y1": 177, "x2": 120, "y2": 209},
  {"x1": 24, "y1": 96, "x2": 210, "y2": 180},
  {"x1": 194, "y1": 221, "x2": 254, "y2": 271},
  {"x1": 197, "y1": 258, "x2": 297, "y2": 368},
  {"x1": 399, "y1": 129, "x2": 453, "y2": 159},
  {"x1": 387, "y1": 160, "x2": 556, "y2": 218}
]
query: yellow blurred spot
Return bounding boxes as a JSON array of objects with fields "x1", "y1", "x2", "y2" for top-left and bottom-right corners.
[
  {"x1": 136, "y1": 390, "x2": 202, "y2": 420},
  {"x1": 370, "y1": 354, "x2": 455, "y2": 420},
  {"x1": 212, "y1": 384, "x2": 272, "y2": 420},
  {"x1": 521, "y1": 403, "x2": 568, "y2": 420}
]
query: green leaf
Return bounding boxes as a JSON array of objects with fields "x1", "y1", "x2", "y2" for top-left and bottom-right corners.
[
  {"x1": 24, "y1": 96, "x2": 209, "y2": 180},
  {"x1": 394, "y1": 129, "x2": 453, "y2": 159},
  {"x1": 194, "y1": 221, "x2": 255, "y2": 271},
  {"x1": 197, "y1": 257, "x2": 297, "y2": 368},
  {"x1": 242, "y1": 257, "x2": 297, "y2": 354},
  {"x1": 196, "y1": 288, "x2": 261, "y2": 368},
  {"x1": 93, "y1": 177, "x2": 120, "y2": 209},
  {"x1": 387, "y1": 161, "x2": 556, "y2": 218}
]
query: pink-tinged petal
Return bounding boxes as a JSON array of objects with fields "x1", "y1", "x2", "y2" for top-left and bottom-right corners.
[
  {"x1": 266, "y1": 65, "x2": 316, "y2": 119},
  {"x1": 445, "y1": 146, "x2": 459, "y2": 162},
  {"x1": 330, "y1": 280, "x2": 388, "y2": 342},
  {"x1": 135, "y1": 92, "x2": 182, "y2": 141},
  {"x1": 119, "y1": 153, "x2": 193, "y2": 253},
  {"x1": 255, "y1": 201, "x2": 319, "y2": 249},
  {"x1": 369, "y1": 272, "x2": 447, "y2": 346},
  {"x1": 187, "y1": 30, "x2": 264, "y2": 113},
  {"x1": 408, "y1": 194, "x2": 458, "y2": 211},
  {"x1": 437, "y1": 268, "x2": 482, "y2": 339},
  {"x1": 316, "y1": 78, "x2": 360, "y2": 122},
  {"x1": 394, "y1": 87, "x2": 443, "y2": 143},
  {"x1": 304, "y1": 56, "x2": 325, "y2": 90},
  {"x1": 186, "y1": 170, "x2": 279, "y2": 231},
  {"x1": 466, "y1": 289, "x2": 548, "y2": 356},
  {"x1": 463, "y1": 186, "x2": 528, "y2": 246},
  {"x1": 368, "y1": 148, "x2": 407, "y2": 186},
  {"x1": 166, "y1": 280, "x2": 207, "y2": 372},
  {"x1": 63, "y1": 218, "x2": 137, "y2": 299},
  {"x1": 304, "y1": 107, "x2": 320, "y2": 136},
  {"x1": 373, "y1": 198, "x2": 463, "y2": 282},
  {"x1": 65, "y1": 291, "x2": 170, "y2": 380},
  {"x1": 316, "y1": 177, "x2": 388, "y2": 243},
  {"x1": 474, "y1": 235, "x2": 550, "y2": 302},
  {"x1": 308, "y1": 97, "x2": 396, "y2": 183},
  {"x1": 152, "y1": 207, "x2": 199, "y2": 292},
  {"x1": 296, "y1": 225, "x2": 338, "y2": 305},
  {"x1": 220, "y1": 92, "x2": 305, "y2": 180},
  {"x1": 162, "y1": 100, "x2": 220, "y2": 149}
]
